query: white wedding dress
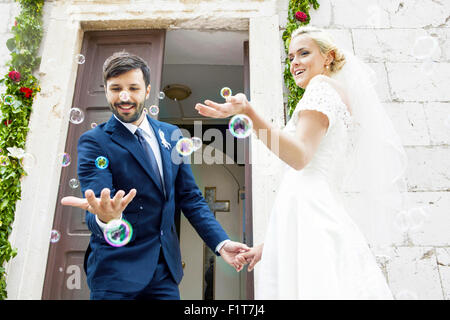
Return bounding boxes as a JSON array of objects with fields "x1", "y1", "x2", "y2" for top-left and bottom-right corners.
[{"x1": 256, "y1": 79, "x2": 394, "y2": 300}]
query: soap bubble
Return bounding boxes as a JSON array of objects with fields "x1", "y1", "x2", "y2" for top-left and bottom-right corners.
[
  {"x1": 191, "y1": 137, "x2": 202, "y2": 151},
  {"x1": 69, "y1": 108, "x2": 84, "y2": 124},
  {"x1": 175, "y1": 137, "x2": 194, "y2": 156},
  {"x1": 149, "y1": 105, "x2": 159, "y2": 116},
  {"x1": 21, "y1": 153, "x2": 36, "y2": 170},
  {"x1": 104, "y1": 218, "x2": 133, "y2": 247},
  {"x1": 60, "y1": 152, "x2": 71, "y2": 167},
  {"x1": 220, "y1": 87, "x2": 232, "y2": 99},
  {"x1": 69, "y1": 178, "x2": 79, "y2": 189},
  {"x1": 394, "y1": 207, "x2": 429, "y2": 232},
  {"x1": 95, "y1": 156, "x2": 109, "y2": 169},
  {"x1": 119, "y1": 91, "x2": 130, "y2": 102},
  {"x1": 411, "y1": 36, "x2": 439, "y2": 60},
  {"x1": 419, "y1": 59, "x2": 438, "y2": 77},
  {"x1": 158, "y1": 91, "x2": 165, "y2": 100},
  {"x1": 3, "y1": 95, "x2": 14, "y2": 106},
  {"x1": 91, "y1": 122, "x2": 97, "y2": 129},
  {"x1": 75, "y1": 54, "x2": 85, "y2": 64},
  {"x1": 229, "y1": 114, "x2": 253, "y2": 138},
  {"x1": 50, "y1": 230, "x2": 61, "y2": 243}
]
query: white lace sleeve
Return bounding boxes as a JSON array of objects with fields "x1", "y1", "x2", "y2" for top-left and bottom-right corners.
[{"x1": 291, "y1": 78, "x2": 345, "y2": 137}]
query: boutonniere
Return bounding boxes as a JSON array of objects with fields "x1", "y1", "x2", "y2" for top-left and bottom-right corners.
[{"x1": 159, "y1": 129, "x2": 171, "y2": 150}]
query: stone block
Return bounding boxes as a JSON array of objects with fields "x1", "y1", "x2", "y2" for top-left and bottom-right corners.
[
  {"x1": 387, "y1": 246, "x2": 444, "y2": 299},
  {"x1": 277, "y1": 0, "x2": 288, "y2": 28},
  {"x1": 384, "y1": 102, "x2": 430, "y2": 146},
  {"x1": 436, "y1": 248, "x2": 450, "y2": 300},
  {"x1": 367, "y1": 62, "x2": 390, "y2": 102},
  {"x1": 389, "y1": 0, "x2": 450, "y2": 28},
  {"x1": 309, "y1": 0, "x2": 332, "y2": 28},
  {"x1": 387, "y1": 62, "x2": 450, "y2": 101},
  {"x1": 404, "y1": 146, "x2": 450, "y2": 192},
  {"x1": 429, "y1": 28, "x2": 450, "y2": 62},
  {"x1": 325, "y1": 28, "x2": 353, "y2": 52},
  {"x1": 353, "y1": 29, "x2": 442, "y2": 62},
  {"x1": 423, "y1": 102, "x2": 450, "y2": 146},
  {"x1": 399, "y1": 192, "x2": 450, "y2": 247},
  {"x1": 332, "y1": 0, "x2": 390, "y2": 28}
]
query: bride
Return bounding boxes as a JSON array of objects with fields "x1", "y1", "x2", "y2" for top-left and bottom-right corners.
[{"x1": 195, "y1": 26, "x2": 407, "y2": 299}]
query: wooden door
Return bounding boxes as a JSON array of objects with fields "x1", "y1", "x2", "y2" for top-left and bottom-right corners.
[
  {"x1": 42, "y1": 29, "x2": 165, "y2": 299},
  {"x1": 243, "y1": 40, "x2": 254, "y2": 300}
]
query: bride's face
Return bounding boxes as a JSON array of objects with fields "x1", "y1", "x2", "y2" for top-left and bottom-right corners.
[{"x1": 288, "y1": 35, "x2": 331, "y2": 89}]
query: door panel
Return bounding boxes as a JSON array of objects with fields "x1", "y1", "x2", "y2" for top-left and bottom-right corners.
[
  {"x1": 42, "y1": 29, "x2": 165, "y2": 300},
  {"x1": 243, "y1": 40, "x2": 254, "y2": 300}
]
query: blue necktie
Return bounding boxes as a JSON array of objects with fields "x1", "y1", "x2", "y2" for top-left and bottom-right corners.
[{"x1": 135, "y1": 128, "x2": 164, "y2": 194}]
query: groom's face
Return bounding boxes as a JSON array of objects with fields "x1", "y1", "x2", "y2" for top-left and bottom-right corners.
[{"x1": 105, "y1": 68, "x2": 151, "y2": 125}]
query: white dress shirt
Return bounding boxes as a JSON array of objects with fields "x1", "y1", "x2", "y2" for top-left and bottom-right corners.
[{"x1": 95, "y1": 115, "x2": 230, "y2": 253}]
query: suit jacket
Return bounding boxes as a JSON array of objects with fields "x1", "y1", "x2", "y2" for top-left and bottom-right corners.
[{"x1": 78, "y1": 114, "x2": 229, "y2": 293}]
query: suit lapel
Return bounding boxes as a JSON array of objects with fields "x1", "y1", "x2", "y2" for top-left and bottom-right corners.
[
  {"x1": 148, "y1": 115, "x2": 173, "y2": 200},
  {"x1": 104, "y1": 115, "x2": 165, "y2": 197}
]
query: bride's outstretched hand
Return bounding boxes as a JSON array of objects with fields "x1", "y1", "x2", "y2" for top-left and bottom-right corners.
[{"x1": 195, "y1": 93, "x2": 250, "y2": 119}]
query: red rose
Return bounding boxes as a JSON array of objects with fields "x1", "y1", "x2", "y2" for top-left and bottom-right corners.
[
  {"x1": 8, "y1": 70, "x2": 21, "y2": 82},
  {"x1": 295, "y1": 11, "x2": 308, "y2": 22},
  {"x1": 3, "y1": 119, "x2": 12, "y2": 126},
  {"x1": 20, "y1": 87, "x2": 33, "y2": 98}
]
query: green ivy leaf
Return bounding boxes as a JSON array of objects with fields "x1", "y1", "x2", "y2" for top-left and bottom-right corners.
[{"x1": 6, "y1": 38, "x2": 16, "y2": 52}]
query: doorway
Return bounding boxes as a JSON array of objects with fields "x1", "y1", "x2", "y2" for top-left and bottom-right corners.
[
  {"x1": 159, "y1": 29, "x2": 251, "y2": 300},
  {"x1": 42, "y1": 28, "x2": 253, "y2": 300}
]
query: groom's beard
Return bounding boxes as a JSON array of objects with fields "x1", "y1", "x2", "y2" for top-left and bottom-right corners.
[{"x1": 109, "y1": 100, "x2": 145, "y2": 123}]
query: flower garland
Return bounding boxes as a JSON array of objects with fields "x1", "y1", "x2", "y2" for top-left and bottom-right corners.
[
  {"x1": 282, "y1": 0, "x2": 320, "y2": 116},
  {"x1": 0, "y1": 0, "x2": 44, "y2": 300}
]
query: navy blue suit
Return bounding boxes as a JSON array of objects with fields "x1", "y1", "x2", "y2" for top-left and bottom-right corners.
[{"x1": 77, "y1": 114, "x2": 229, "y2": 298}]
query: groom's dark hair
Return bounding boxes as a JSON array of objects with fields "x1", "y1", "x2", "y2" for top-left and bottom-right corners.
[{"x1": 103, "y1": 51, "x2": 151, "y2": 88}]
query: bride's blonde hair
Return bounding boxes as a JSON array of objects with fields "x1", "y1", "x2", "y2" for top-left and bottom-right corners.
[{"x1": 291, "y1": 26, "x2": 346, "y2": 73}]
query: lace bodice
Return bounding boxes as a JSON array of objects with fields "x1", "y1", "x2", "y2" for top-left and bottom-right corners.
[{"x1": 283, "y1": 78, "x2": 353, "y2": 188}]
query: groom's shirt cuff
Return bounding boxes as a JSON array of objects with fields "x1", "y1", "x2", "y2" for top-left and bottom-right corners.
[
  {"x1": 216, "y1": 239, "x2": 231, "y2": 254},
  {"x1": 95, "y1": 213, "x2": 123, "y2": 231}
]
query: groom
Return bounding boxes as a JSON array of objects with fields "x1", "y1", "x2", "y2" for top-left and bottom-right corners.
[{"x1": 61, "y1": 51, "x2": 249, "y2": 300}]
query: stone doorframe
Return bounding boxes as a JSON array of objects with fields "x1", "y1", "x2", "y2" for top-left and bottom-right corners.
[{"x1": 5, "y1": 1, "x2": 285, "y2": 299}]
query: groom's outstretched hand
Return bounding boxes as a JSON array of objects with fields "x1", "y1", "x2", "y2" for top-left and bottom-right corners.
[
  {"x1": 61, "y1": 188, "x2": 137, "y2": 224},
  {"x1": 219, "y1": 241, "x2": 250, "y2": 272}
]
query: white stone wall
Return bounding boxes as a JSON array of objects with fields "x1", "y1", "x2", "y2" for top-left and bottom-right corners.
[{"x1": 277, "y1": 0, "x2": 450, "y2": 300}]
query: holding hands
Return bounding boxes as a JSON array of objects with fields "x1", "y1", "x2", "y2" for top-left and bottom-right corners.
[{"x1": 234, "y1": 243, "x2": 264, "y2": 272}]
